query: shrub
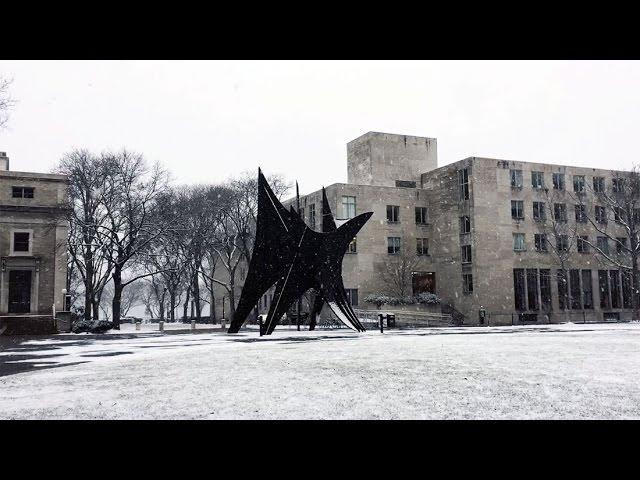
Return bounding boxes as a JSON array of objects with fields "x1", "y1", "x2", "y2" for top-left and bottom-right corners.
[
  {"x1": 415, "y1": 292, "x2": 441, "y2": 305},
  {"x1": 91, "y1": 321, "x2": 114, "y2": 333},
  {"x1": 71, "y1": 319, "x2": 115, "y2": 334},
  {"x1": 364, "y1": 292, "x2": 441, "y2": 308},
  {"x1": 71, "y1": 319, "x2": 94, "y2": 334}
]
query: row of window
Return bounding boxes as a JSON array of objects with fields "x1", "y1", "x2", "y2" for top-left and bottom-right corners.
[
  {"x1": 333, "y1": 196, "x2": 433, "y2": 227},
  {"x1": 510, "y1": 170, "x2": 625, "y2": 193},
  {"x1": 514, "y1": 268, "x2": 633, "y2": 312},
  {"x1": 513, "y1": 233, "x2": 627, "y2": 254},
  {"x1": 511, "y1": 200, "x2": 632, "y2": 224},
  {"x1": 386, "y1": 237, "x2": 430, "y2": 256},
  {"x1": 385, "y1": 205, "x2": 429, "y2": 224}
]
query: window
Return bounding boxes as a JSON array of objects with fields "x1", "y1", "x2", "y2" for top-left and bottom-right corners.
[
  {"x1": 11, "y1": 187, "x2": 35, "y2": 199},
  {"x1": 599, "y1": 270, "x2": 610, "y2": 309},
  {"x1": 622, "y1": 270, "x2": 632, "y2": 309},
  {"x1": 299, "y1": 207, "x2": 304, "y2": 220},
  {"x1": 533, "y1": 202, "x2": 546, "y2": 221},
  {"x1": 396, "y1": 180, "x2": 417, "y2": 188},
  {"x1": 510, "y1": 169, "x2": 523, "y2": 188},
  {"x1": 308, "y1": 204, "x2": 316, "y2": 228},
  {"x1": 345, "y1": 289, "x2": 359, "y2": 307},
  {"x1": 513, "y1": 233, "x2": 526, "y2": 251},
  {"x1": 527, "y1": 269, "x2": 539, "y2": 311},
  {"x1": 463, "y1": 274, "x2": 473, "y2": 294},
  {"x1": 557, "y1": 270, "x2": 568, "y2": 310},
  {"x1": 534, "y1": 233, "x2": 548, "y2": 252},
  {"x1": 577, "y1": 236, "x2": 589, "y2": 253},
  {"x1": 573, "y1": 175, "x2": 585, "y2": 193},
  {"x1": 616, "y1": 237, "x2": 627, "y2": 254},
  {"x1": 416, "y1": 238, "x2": 429, "y2": 256},
  {"x1": 575, "y1": 204, "x2": 587, "y2": 223},
  {"x1": 347, "y1": 237, "x2": 357, "y2": 254},
  {"x1": 458, "y1": 168, "x2": 470, "y2": 200},
  {"x1": 595, "y1": 206, "x2": 607, "y2": 224},
  {"x1": 597, "y1": 236, "x2": 609, "y2": 254},
  {"x1": 582, "y1": 270, "x2": 593, "y2": 309},
  {"x1": 513, "y1": 269, "x2": 526, "y2": 311},
  {"x1": 553, "y1": 203, "x2": 567, "y2": 222},
  {"x1": 459, "y1": 216, "x2": 471, "y2": 234},
  {"x1": 556, "y1": 235, "x2": 569, "y2": 252},
  {"x1": 387, "y1": 237, "x2": 401, "y2": 255},
  {"x1": 341, "y1": 196, "x2": 356, "y2": 219},
  {"x1": 13, "y1": 232, "x2": 30, "y2": 252},
  {"x1": 540, "y1": 269, "x2": 552, "y2": 310},
  {"x1": 461, "y1": 245, "x2": 472, "y2": 263},
  {"x1": 415, "y1": 207, "x2": 428, "y2": 225},
  {"x1": 613, "y1": 178, "x2": 624, "y2": 193},
  {"x1": 386, "y1": 205, "x2": 400, "y2": 223},
  {"x1": 614, "y1": 206, "x2": 624, "y2": 223},
  {"x1": 593, "y1": 176, "x2": 605, "y2": 193},
  {"x1": 511, "y1": 200, "x2": 524, "y2": 220},
  {"x1": 610, "y1": 270, "x2": 621, "y2": 309},
  {"x1": 531, "y1": 171, "x2": 545, "y2": 189},
  {"x1": 552, "y1": 173, "x2": 565, "y2": 190},
  {"x1": 570, "y1": 269, "x2": 582, "y2": 310}
]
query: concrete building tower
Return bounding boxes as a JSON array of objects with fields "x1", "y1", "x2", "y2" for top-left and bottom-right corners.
[{"x1": 347, "y1": 132, "x2": 437, "y2": 187}]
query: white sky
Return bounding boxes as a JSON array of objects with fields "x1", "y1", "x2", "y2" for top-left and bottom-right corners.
[{"x1": 1, "y1": 60, "x2": 639, "y2": 193}]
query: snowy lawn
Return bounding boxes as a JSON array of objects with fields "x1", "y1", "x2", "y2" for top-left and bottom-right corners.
[{"x1": 1, "y1": 323, "x2": 639, "y2": 419}]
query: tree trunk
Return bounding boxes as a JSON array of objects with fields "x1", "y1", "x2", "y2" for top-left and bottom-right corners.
[
  {"x1": 159, "y1": 293, "x2": 165, "y2": 321},
  {"x1": 209, "y1": 290, "x2": 216, "y2": 323},
  {"x1": 193, "y1": 270, "x2": 201, "y2": 319},
  {"x1": 92, "y1": 299, "x2": 100, "y2": 321},
  {"x1": 112, "y1": 268, "x2": 123, "y2": 330},
  {"x1": 170, "y1": 292, "x2": 176, "y2": 321},
  {"x1": 228, "y1": 279, "x2": 236, "y2": 322},
  {"x1": 632, "y1": 253, "x2": 639, "y2": 321},
  {"x1": 183, "y1": 287, "x2": 190, "y2": 320},
  {"x1": 84, "y1": 254, "x2": 93, "y2": 322}
]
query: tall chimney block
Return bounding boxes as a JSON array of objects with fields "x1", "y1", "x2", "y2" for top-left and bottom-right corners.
[{"x1": 0, "y1": 152, "x2": 8, "y2": 171}]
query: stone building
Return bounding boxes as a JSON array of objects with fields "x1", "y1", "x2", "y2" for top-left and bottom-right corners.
[
  {"x1": 275, "y1": 132, "x2": 636, "y2": 325},
  {"x1": 0, "y1": 152, "x2": 69, "y2": 330}
]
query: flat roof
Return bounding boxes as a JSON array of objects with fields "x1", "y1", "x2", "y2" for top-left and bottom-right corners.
[{"x1": 0, "y1": 170, "x2": 69, "y2": 182}]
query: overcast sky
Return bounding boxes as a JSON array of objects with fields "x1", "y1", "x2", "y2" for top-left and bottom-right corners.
[{"x1": 1, "y1": 60, "x2": 639, "y2": 193}]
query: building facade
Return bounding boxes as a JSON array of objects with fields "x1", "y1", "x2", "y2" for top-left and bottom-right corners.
[
  {"x1": 0, "y1": 152, "x2": 69, "y2": 318},
  {"x1": 279, "y1": 132, "x2": 636, "y2": 325}
]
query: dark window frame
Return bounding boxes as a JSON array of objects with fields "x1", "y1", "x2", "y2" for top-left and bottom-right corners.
[{"x1": 386, "y1": 205, "x2": 400, "y2": 223}]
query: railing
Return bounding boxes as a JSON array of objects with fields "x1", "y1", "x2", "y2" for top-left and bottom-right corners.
[
  {"x1": 353, "y1": 309, "x2": 455, "y2": 329},
  {"x1": 441, "y1": 302, "x2": 466, "y2": 326}
]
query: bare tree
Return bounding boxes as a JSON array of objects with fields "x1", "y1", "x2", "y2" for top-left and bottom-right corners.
[
  {"x1": 381, "y1": 241, "x2": 422, "y2": 299},
  {"x1": 58, "y1": 150, "x2": 114, "y2": 321},
  {"x1": 533, "y1": 186, "x2": 579, "y2": 313},
  {"x1": 101, "y1": 280, "x2": 143, "y2": 318},
  {"x1": 99, "y1": 150, "x2": 173, "y2": 328},
  {"x1": 574, "y1": 168, "x2": 640, "y2": 318},
  {"x1": 0, "y1": 76, "x2": 15, "y2": 131},
  {"x1": 141, "y1": 276, "x2": 168, "y2": 320}
]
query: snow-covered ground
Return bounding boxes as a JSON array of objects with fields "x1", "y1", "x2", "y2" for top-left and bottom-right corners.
[{"x1": 1, "y1": 323, "x2": 639, "y2": 419}]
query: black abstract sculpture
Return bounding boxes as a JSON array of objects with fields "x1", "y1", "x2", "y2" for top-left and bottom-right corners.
[
  {"x1": 308, "y1": 187, "x2": 339, "y2": 330},
  {"x1": 228, "y1": 169, "x2": 372, "y2": 335}
]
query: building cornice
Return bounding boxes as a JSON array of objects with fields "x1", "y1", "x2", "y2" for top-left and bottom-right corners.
[{"x1": 0, "y1": 204, "x2": 71, "y2": 215}]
